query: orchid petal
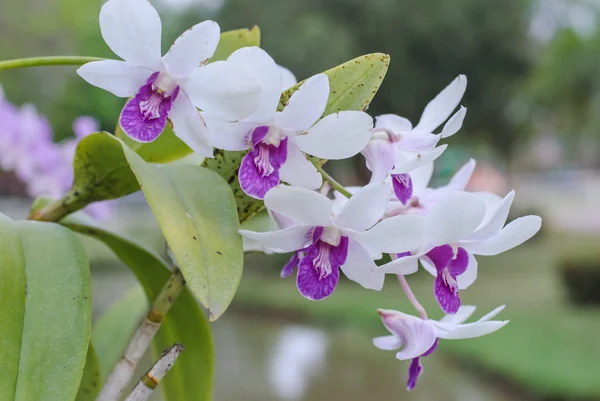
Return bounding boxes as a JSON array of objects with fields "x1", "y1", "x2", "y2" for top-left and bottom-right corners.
[
  {"x1": 340, "y1": 240, "x2": 384, "y2": 290},
  {"x1": 376, "y1": 254, "x2": 420, "y2": 275},
  {"x1": 291, "y1": 111, "x2": 373, "y2": 159},
  {"x1": 184, "y1": 60, "x2": 262, "y2": 121},
  {"x1": 456, "y1": 252, "x2": 478, "y2": 289},
  {"x1": 227, "y1": 47, "x2": 281, "y2": 123},
  {"x1": 440, "y1": 106, "x2": 467, "y2": 138},
  {"x1": 279, "y1": 65, "x2": 297, "y2": 89},
  {"x1": 276, "y1": 74, "x2": 329, "y2": 131},
  {"x1": 163, "y1": 20, "x2": 220, "y2": 78},
  {"x1": 378, "y1": 310, "x2": 437, "y2": 360},
  {"x1": 374, "y1": 114, "x2": 413, "y2": 132},
  {"x1": 355, "y1": 215, "x2": 426, "y2": 254},
  {"x1": 238, "y1": 225, "x2": 313, "y2": 252},
  {"x1": 448, "y1": 158, "x2": 476, "y2": 190},
  {"x1": 425, "y1": 191, "x2": 486, "y2": 245},
  {"x1": 99, "y1": 0, "x2": 162, "y2": 68},
  {"x1": 279, "y1": 143, "x2": 322, "y2": 190},
  {"x1": 77, "y1": 60, "x2": 152, "y2": 97},
  {"x1": 167, "y1": 93, "x2": 213, "y2": 157},
  {"x1": 202, "y1": 114, "x2": 253, "y2": 151},
  {"x1": 469, "y1": 191, "x2": 515, "y2": 241},
  {"x1": 435, "y1": 320, "x2": 508, "y2": 340},
  {"x1": 391, "y1": 145, "x2": 447, "y2": 174},
  {"x1": 362, "y1": 137, "x2": 397, "y2": 183},
  {"x1": 463, "y1": 215, "x2": 542, "y2": 256},
  {"x1": 410, "y1": 162, "x2": 434, "y2": 193},
  {"x1": 439, "y1": 305, "x2": 476, "y2": 324},
  {"x1": 398, "y1": 132, "x2": 441, "y2": 152},
  {"x1": 413, "y1": 75, "x2": 467, "y2": 134},
  {"x1": 335, "y1": 183, "x2": 391, "y2": 231},
  {"x1": 478, "y1": 305, "x2": 506, "y2": 322},
  {"x1": 264, "y1": 186, "x2": 333, "y2": 226},
  {"x1": 373, "y1": 335, "x2": 403, "y2": 351},
  {"x1": 419, "y1": 256, "x2": 437, "y2": 276}
]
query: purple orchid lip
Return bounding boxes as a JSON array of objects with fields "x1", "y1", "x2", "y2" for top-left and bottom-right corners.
[
  {"x1": 296, "y1": 234, "x2": 349, "y2": 301},
  {"x1": 120, "y1": 72, "x2": 179, "y2": 143},
  {"x1": 392, "y1": 173, "x2": 413, "y2": 204},
  {"x1": 427, "y1": 245, "x2": 469, "y2": 314},
  {"x1": 239, "y1": 126, "x2": 289, "y2": 199},
  {"x1": 407, "y1": 339, "x2": 438, "y2": 391}
]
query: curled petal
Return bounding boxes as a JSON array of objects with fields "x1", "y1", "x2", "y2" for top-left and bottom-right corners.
[
  {"x1": 469, "y1": 190, "x2": 515, "y2": 241},
  {"x1": 439, "y1": 305, "x2": 477, "y2": 325},
  {"x1": 413, "y1": 74, "x2": 467, "y2": 134},
  {"x1": 440, "y1": 106, "x2": 467, "y2": 138},
  {"x1": 463, "y1": 215, "x2": 542, "y2": 256},
  {"x1": 99, "y1": 0, "x2": 162, "y2": 68},
  {"x1": 377, "y1": 310, "x2": 437, "y2": 360},
  {"x1": 238, "y1": 225, "x2": 314, "y2": 252},
  {"x1": 373, "y1": 335, "x2": 403, "y2": 351},
  {"x1": 456, "y1": 252, "x2": 478, "y2": 290},
  {"x1": 435, "y1": 320, "x2": 508, "y2": 340}
]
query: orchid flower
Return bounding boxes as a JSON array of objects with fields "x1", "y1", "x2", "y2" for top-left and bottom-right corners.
[
  {"x1": 374, "y1": 305, "x2": 508, "y2": 390},
  {"x1": 362, "y1": 75, "x2": 467, "y2": 182},
  {"x1": 78, "y1": 0, "x2": 261, "y2": 157},
  {"x1": 202, "y1": 47, "x2": 373, "y2": 199},
  {"x1": 383, "y1": 191, "x2": 541, "y2": 314},
  {"x1": 239, "y1": 184, "x2": 427, "y2": 300}
]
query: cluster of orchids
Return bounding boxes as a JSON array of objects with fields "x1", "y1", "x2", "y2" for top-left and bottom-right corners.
[
  {"x1": 1, "y1": 0, "x2": 542, "y2": 395},
  {"x1": 0, "y1": 92, "x2": 114, "y2": 218}
]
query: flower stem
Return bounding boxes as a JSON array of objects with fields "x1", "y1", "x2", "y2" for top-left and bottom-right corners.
[
  {"x1": 397, "y1": 275, "x2": 428, "y2": 320},
  {"x1": 96, "y1": 268, "x2": 186, "y2": 401},
  {"x1": 312, "y1": 162, "x2": 352, "y2": 198},
  {"x1": 0, "y1": 56, "x2": 104, "y2": 71},
  {"x1": 124, "y1": 344, "x2": 184, "y2": 401},
  {"x1": 28, "y1": 191, "x2": 89, "y2": 222}
]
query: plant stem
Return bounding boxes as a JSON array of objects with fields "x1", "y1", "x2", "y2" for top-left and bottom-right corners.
[
  {"x1": 28, "y1": 192, "x2": 88, "y2": 222},
  {"x1": 124, "y1": 344, "x2": 184, "y2": 401},
  {"x1": 397, "y1": 275, "x2": 428, "y2": 320},
  {"x1": 0, "y1": 56, "x2": 104, "y2": 71},
  {"x1": 96, "y1": 268, "x2": 187, "y2": 401},
  {"x1": 312, "y1": 162, "x2": 352, "y2": 198}
]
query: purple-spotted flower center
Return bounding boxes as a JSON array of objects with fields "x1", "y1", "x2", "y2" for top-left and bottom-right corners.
[
  {"x1": 120, "y1": 72, "x2": 180, "y2": 143},
  {"x1": 426, "y1": 245, "x2": 469, "y2": 314}
]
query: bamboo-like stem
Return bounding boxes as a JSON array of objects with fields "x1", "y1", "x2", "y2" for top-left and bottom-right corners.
[
  {"x1": 0, "y1": 56, "x2": 104, "y2": 71},
  {"x1": 95, "y1": 268, "x2": 187, "y2": 401},
  {"x1": 124, "y1": 344, "x2": 184, "y2": 401},
  {"x1": 312, "y1": 162, "x2": 352, "y2": 198}
]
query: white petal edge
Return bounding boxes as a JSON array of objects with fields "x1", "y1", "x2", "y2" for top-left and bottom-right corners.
[
  {"x1": 456, "y1": 252, "x2": 478, "y2": 290},
  {"x1": 77, "y1": 60, "x2": 152, "y2": 97},
  {"x1": 375, "y1": 254, "x2": 420, "y2": 275},
  {"x1": 264, "y1": 185, "x2": 333, "y2": 226},
  {"x1": 391, "y1": 145, "x2": 447, "y2": 174},
  {"x1": 279, "y1": 143, "x2": 322, "y2": 190},
  {"x1": 478, "y1": 305, "x2": 506, "y2": 322},
  {"x1": 435, "y1": 320, "x2": 508, "y2": 340},
  {"x1": 425, "y1": 191, "x2": 487, "y2": 245},
  {"x1": 168, "y1": 93, "x2": 214, "y2": 157},
  {"x1": 340, "y1": 240, "x2": 385, "y2": 291},
  {"x1": 374, "y1": 114, "x2": 413, "y2": 132},
  {"x1": 440, "y1": 106, "x2": 467, "y2": 138},
  {"x1": 410, "y1": 162, "x2": 435, "y2": 193},
  {"x1": 439, "y1": 305, "x2": 476, "y2": 325},
  {"x1": 448, "y1": 158, "x2": 476, "y2": 190},
  {"x1": 355, "y1": 215, "x2": 426, "y2": 254},
  {"x1": 373, "y1": 335, "x2": 403, "y2": 351},
  {"x1": 291, "y1": 111, "x2": 373, "y2": 160},
  {"x1": 334, "y1": 183, "x2": 391, "y2": 231},
  {"x1": 463, "y1": 215, "x2": 542, "y2": 256},
  {"x1": 279, "y1": 65, "x2": 297, "y2": 89},
  {"x1": 202, "y1": 114, "x2": 253, "y2": 151},
  {"x1": 276, "y1": 73, "x2": 329, "y2": 131},
  {"x1": 163, "y1": 20, "x2": 220, "y2": 78},
  {"x1": 238, "y1": 225, "x2": 313, "y2": 252},
  {"x1": 184, "y1": 60, "x2": 262, "y2": 121},
  {"x1": 99, "y1": 0, "x2": 162, "y2": 68},
  {"x1": 413, "y1": 74, "x2": 467, "y2": 134},
  {"x1": 469, "y1": 190, "x2": 515, "y2": 241}
]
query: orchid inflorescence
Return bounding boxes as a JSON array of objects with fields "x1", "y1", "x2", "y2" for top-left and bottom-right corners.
[{"x1": 2, "y1": 0, "x2": 542, "y2": 393}]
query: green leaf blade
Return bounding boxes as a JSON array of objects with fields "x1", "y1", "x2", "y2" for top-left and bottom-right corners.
[{"x1": 75, "y1": 346, "x2": 102, "y2": 401}]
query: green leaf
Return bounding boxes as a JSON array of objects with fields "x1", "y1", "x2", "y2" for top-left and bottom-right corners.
[
  {"x1": 92, "y1": 286, "x2": 147, "y2": 379},
  {"x1": 31, "y1": 198, "x2": 215, "y2": 401},
  {"x1": 31, "y1": 132, "x2": 140, "y2": 221},
  {"x1": 0, "y1": 214, "x2": 91, "y2": 401},
  {"x1": 279, "y1": 52, "x2": 390, "y2": 114},
  {"x1": 121, "y1": 146, "x2": 244, "y2": 320},
  {"x1": 75, "y1": 346, "x2": 102, "y2": 401},
  {"x1": 115, "y1": 27, "x2": 262, "y2": 164}
]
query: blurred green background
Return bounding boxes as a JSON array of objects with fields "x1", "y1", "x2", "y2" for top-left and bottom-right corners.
[{"x1": 1, "y1": 0, "x2": 600, "y2": 400}]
